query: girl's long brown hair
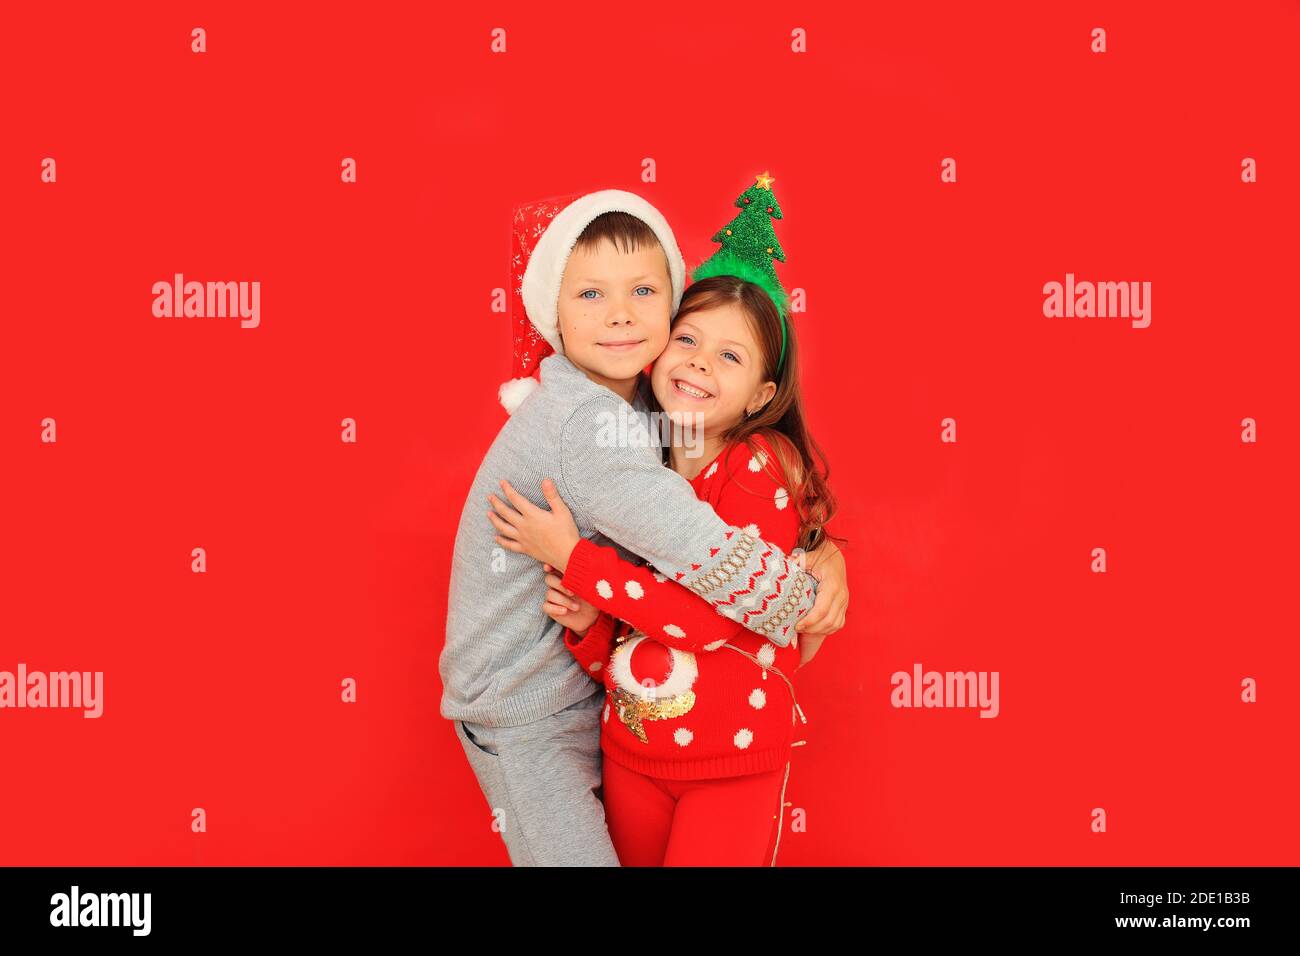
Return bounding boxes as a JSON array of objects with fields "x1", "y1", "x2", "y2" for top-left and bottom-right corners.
[{"x1": 661, "y1": 274, "x2": 838, "y2": 553}]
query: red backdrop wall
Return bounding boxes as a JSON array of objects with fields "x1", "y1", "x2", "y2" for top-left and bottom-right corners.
[{"x1": 2, "y1": 1, "x2": 1296, "y2": 865}]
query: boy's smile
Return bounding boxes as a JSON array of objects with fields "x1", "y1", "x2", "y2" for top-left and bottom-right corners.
[{"x1": 596, "y1": 337, "x2": 648, "y2": 352}]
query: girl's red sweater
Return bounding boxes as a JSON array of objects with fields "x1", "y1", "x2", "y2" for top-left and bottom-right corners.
[{"x1": 561, "y1": 431, "x2": 811, "y2": 780}]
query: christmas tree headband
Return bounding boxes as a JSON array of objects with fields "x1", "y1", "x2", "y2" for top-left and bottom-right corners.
[{"x1": 689, "y1": 171, "x2": 790, "y2": 372}]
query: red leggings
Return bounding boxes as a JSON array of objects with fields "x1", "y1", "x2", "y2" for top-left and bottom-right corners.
[{"x1": 601, "y1": 758, "x2": 788, "y2": 866}]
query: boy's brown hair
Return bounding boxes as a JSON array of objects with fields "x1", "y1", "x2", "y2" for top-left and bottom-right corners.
[{"x1": 573, "y1": 211, "x2": 662, "y2": 256}]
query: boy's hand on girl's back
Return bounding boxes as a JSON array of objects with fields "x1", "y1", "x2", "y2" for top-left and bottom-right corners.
[
  {"x1": 794, "y1": 537, "x2": 849, "y2": 638},
  {"x1": 541, "y1": 566, "x2": 599, "y2": 636},
  {"x1": 796, "y1": 632, "x2": 829, "y2": 670}
]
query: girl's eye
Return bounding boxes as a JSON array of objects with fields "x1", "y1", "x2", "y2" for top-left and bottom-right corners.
[
  {"x1": 580, "y1": 290, "x2": 600, "y2": 300},
  {"x1": 674, "y1": 334, "x2": 695, "y2": 346},
  {"x1": 634, "y1": 286, "x2": 654, "y2": 296},
  {"x1": 722, "y1": 351, "x2": 741, "y2": 364}
]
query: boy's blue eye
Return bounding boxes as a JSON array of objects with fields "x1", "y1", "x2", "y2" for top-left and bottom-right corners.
[
  {"x1": 675, "y1": 334, "x2": 695, "y2": 346},
  {"x1": 580, "y1": 290, "x2": 600, "y2": 300},
  {"x1": 722, "y1": 351, "x2": 740, "y2": 363},
  {"x1": 634, "y1": 286, "x2": 654, "y2": 296}
]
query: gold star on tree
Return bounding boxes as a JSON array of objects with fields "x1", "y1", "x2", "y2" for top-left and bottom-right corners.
[{"x1": 755, "y1": 170, "x2": 775, "y2": 190}]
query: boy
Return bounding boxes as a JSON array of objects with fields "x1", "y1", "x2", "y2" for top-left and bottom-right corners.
[{"x1": 440, "y1": 190, "x2": 846, "y2": 866}]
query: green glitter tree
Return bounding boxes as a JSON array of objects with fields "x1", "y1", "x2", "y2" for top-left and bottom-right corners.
[{"x1": 691, "y1": 171, "x2": 788, "y2": 316}]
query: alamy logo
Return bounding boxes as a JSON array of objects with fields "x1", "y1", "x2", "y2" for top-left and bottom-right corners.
[
  {"x1": 0, "y1": 663, "x2": 103, "y2": 718},
  {"x1": 50, "y1": 885, "x2": 151, "y2": 936},
  {"x1": 1043, "y1": 272, "x2": 1151, "y2": 328},
  {"x1": 152, "y1": 272, "x2": 261, "y2": 328},
  {"x1": 890, "y1": 662, "x2": 1000, "y2": 718},
  {"x1": 594, "y1": 404, "x2": 707, "y2": 458}
]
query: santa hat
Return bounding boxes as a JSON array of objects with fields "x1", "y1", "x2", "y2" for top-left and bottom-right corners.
[{"x1": 501, "y1": 189, "x2": 687, "y2": 414}]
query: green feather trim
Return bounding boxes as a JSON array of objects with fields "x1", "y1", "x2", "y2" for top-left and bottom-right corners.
[
  {"x1": 690, "y1": 248, "x2": 789, "y2": 317},
  {"x1": 689, "y1": 247, "x2": 789, "y2": 371}
]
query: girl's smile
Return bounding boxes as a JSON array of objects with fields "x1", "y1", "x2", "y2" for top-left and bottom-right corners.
[{"x1": 671, "y1": 378, "x2": 714, "y2": 401}]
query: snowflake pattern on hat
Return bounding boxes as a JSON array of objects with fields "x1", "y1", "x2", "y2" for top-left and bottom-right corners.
[{"x1": 508, "y1": 196, "x2": 578, "y2": 387}]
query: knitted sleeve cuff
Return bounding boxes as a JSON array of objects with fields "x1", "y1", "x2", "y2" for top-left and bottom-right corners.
[
  {"x1": 564, "y1": 612, "x2": 617, "y2": 677},
  {"x1": 561, "y1": 536, "x2": 601, "y2": 595}
]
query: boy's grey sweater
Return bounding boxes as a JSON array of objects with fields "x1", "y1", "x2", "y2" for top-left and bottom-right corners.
[{"x1": 440, "y1": 354, "x2": 816, "y2": 727}]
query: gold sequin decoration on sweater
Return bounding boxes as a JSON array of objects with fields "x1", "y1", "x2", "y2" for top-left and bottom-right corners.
[{"x1": 610, "y1": 687, "x2": 697, "y2": 744}]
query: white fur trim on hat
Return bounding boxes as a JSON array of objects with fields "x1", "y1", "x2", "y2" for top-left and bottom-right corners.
[
  {"x1": 498, "y1": 375, "x2": 541, "y2": 414},
  {"x1": 520, "y1": 189, "x2": 687, "y2": 355}
]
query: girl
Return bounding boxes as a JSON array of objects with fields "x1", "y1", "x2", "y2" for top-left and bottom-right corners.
[{"x1": 494, "y1": 266, "x2": 837, "y2": 866}]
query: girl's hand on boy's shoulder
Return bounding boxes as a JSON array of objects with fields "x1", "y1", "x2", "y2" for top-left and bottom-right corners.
[{"x1": 486, "y1": 477, "x2": 581, "y2": 571}]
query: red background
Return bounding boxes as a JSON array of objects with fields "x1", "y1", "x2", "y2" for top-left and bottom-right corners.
[{"x1": 2, "y1": 2, "x2": 1296, "y2": 865}]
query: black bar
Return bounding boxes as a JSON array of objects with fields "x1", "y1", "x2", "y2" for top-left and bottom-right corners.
[{"x1": 0, "y1": 865, "x2": 1289, "y2": 942}]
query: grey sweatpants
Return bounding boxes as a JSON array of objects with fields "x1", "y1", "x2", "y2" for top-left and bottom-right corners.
[{"x1": 454, "y1": 688, "x2": 620, "y2": 866}]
